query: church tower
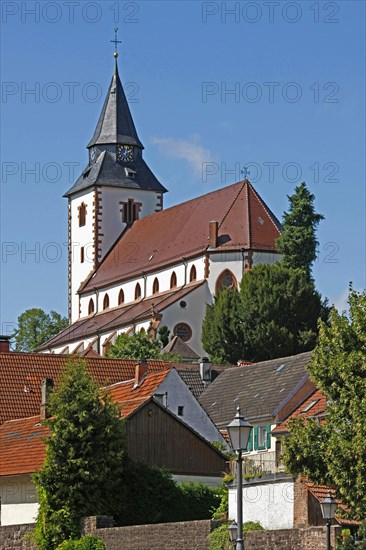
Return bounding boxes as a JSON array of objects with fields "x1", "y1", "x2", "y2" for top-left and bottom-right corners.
[{"x1": 64, "y1": 45, "x2": 167, "y2": 323}]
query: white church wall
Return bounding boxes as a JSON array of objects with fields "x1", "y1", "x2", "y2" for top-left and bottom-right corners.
[
  {"x1": 157, "y1": 369, "x2": 229, "y2": 448},
  {"x1": 0, "y1": 474, "x2": 38, "y2": 526},
  {"x1": 228, "y1": 477, "x2": 294, "y2": 530},
  {"x1": 69, "y1": 188, "x2": 95, "y2": 322},
  {"x1": 161, "y1": 282, "x2": 212, "y2": 357},
  {"x1": 207, "y1": 251, "x2": 244, "y2": 294}
]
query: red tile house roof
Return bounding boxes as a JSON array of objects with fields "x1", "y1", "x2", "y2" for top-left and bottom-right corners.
[
  {"x1": 272, "y1": 388, "x2": 326, "y2": 435},
  {"x1": 38, "y1": 282, "x2": 204, "y2": 350},
  {"x1": 0, "y1": 352, "x2": 169, "y2": 424},
  {"x1": 303, "y1": 482, "x2": 360, "y2": 526},
  {"x1": 0, "y1": 416, "x2": 48, "y2": 476},
  {"x1": 80, "y1": 179, "x2": 282, "y2": 292}
]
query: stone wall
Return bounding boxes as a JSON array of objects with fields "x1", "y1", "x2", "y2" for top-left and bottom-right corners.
[
  {"x1": 0, "y1": 524, "x2": 35, "y2": 550},
  {"x1": 245, "y1": 525, "x2": 341, "y2": 550},
  {"x1": 82, "y1": 517, "x2": 219, "y2": 550}
]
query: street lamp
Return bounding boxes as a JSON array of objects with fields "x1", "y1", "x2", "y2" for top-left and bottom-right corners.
[
  {"x1": 320, "y1": 491, "x2": 338, "y2": 550},
  {"x1": 228, "y1": 521, "x2": 238, "y2": 547},
  {"x1": 227, "y1": 407, "x2": 253, "y2": 550}
]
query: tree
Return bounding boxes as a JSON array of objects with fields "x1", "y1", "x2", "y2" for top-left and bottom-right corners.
[
  {"x1": 282, "y1": 288, "x2": 366, "y2": 520},
  {"x1": 106, "y1": 330, "x2": 181, "y2": 362},
  {"x1": 158, "y1": 325, "x2": 171, "y2": 348},
  {"x1": 201, "y1": 288, "x2": 243, "y2": 363},
  {"x1": 13, "y1": 308, "x2": 68, "y2": 351},
  {"x1": 202, "y1": 264, "x2": 328, "y2": 363},
  {"x1": 276, "y1": 182, "x2": 324, "y2": 273},
  {"x1": 33, "y1": 358, "x2": 126, "y2": 549}
]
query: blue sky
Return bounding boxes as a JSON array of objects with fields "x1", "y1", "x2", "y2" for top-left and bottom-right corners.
[{"x1": 1, "y1": 0, "x2": 365, "y2": 333}]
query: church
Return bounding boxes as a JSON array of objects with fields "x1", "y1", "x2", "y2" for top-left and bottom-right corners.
[{"x1": 39, "y1": 50, "x2": 282, "y2": 357}]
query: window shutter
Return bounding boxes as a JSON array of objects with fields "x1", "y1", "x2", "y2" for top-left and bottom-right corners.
[
  {"x1": 253, "y1": 427, "x2": 259, "y2": 450},
  {"x1": 266, "y1": 424, "x2": 271, "y2": 449},
  {"x1": 247, "y1": 430, "x2": 253, "y2": 452}
]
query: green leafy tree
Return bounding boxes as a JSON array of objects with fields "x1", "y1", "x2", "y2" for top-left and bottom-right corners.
[
  {"x1": 282, "y1": 288, "x2": 366, "y2": 520},
  {"x1": 106, "y1": 330, "x2": 181, "y2": 362},
  {"x1": 33, "y1": 358, "x2": 126, "y2": 549},
  {"x1": 158, "y1": 325, "x2": 171, "y2": 347},
  {"x1": 276, "y1": 182, "x2": 324, "y2": 273},
  {"x1": 13, "y1": 308, "x2": 68, "y2": 351},
  {"x1": 202, "y1": 288, "x2": 243, "y2": 363}
]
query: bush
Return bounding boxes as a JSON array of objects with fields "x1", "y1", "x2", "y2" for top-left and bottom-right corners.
[
  {"x1": 209, "y1": 521, "x2": 264, "y2": 550},
  {"x1": 56, "y1": 536, "x2": 105, "y2": 550}
]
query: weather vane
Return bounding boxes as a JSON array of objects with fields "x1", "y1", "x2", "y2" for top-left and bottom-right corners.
[
  {"x1": 241, "y1": 166, "x2": 251, "y2": 179},
  {"x1": 111, "y1": 27, "x2": 122, "y2": 58}
]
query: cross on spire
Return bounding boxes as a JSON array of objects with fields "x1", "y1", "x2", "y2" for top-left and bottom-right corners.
[{"x1": 111, "y1": 27, "x2": 122, "y2": 58}]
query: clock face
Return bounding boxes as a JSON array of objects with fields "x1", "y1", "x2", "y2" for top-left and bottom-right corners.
[{"x1": 117, "y1": 144, "x2": 134, "y2": 163}]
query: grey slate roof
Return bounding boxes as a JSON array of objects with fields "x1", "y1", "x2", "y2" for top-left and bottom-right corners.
[
  {"x1": 199, "y1": 351, "x2": 312, "y2": 426},
  {"x1": 161, "y1": 336, "x2": 199, "y2": 361},
  {"x1": 88, "y1": 62, "x2": 143, "y2": 149},
  {"x1": 177, "y1": 371, "x2": 205, "y2": 400}
]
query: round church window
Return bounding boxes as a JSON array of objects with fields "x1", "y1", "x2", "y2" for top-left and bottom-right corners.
[{"x1": 173, "y1": 323, "x2": 192, "y2": 342}]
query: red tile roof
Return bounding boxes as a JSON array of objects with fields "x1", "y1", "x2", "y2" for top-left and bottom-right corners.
[
  {"x1": 303, "y1": 482, "x2": 360, "y2": 525},
  {"x1": 81, "y1": 180, "x2": 281, "y2": 292},
  {"x1": 0, "y1": 416, "x2": 48, "y2": 476},
  {"x1": 0, "y1": 352, "x2": 169, "y2": 424},
  {"x1": 38, "y1": 282, "x2": 204, "y2": 350},
  {"x1": 272, "y1": 389, "x2": 326, "y2": 434},
  {"x1": 106, "y1": 369, "x2": 172, "y2": 417}
]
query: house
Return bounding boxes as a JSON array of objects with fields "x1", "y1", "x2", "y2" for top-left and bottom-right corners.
[
  {"x1": 35, "y1": 48, "x2": 283, "y2": 357},
  {"x1": 199, "y1": 351, "x2": 314, "y2": 474},
  {"x1": 0, "y1": 369, "x2": 229, "y2": 526}
]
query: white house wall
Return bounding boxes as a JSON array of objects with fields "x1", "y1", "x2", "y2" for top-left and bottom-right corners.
[
  {"x1": 0, "y1": 475, "x2": 38, "y2": 526},
  {"x1": 228, "y1": 478, "x2": 294, "y2": 530},
  {"x1": 156, "y1": 369, "x2": 228, "y2": 448}
]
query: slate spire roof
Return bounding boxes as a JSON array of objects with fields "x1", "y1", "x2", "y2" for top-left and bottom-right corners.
[{"x1": 88, "y1": 60, "x2": 143, "y2": 149}]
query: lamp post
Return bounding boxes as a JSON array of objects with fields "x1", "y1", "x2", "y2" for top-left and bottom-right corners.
[
  {"x1": 227, "y1": 407, "x2": 253, "y2": 550},
  {"x1": 228, "y1": 521, "x2": 238, "y2": 548},
  {"x1": 320, "y1": 491, "x2": 338, "y2": 550}
]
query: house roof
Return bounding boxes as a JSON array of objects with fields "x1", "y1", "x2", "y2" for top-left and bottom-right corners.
[
  {"x1": 0, "y1": 415, "x2": 48, "y2": 476},
  {"x1": 105, "y1": 368, "x2": 172, "y2": 418},
  {"x1": 38, "y1": 281, "x2": 204, "y2": 351},
  {"x1": 81, "y1": 179, "x2": 282, "y2": 292},
  {"x1": 199, "y1": 351, "x2": 312, "y2": 426},
  {"x1": 303, "y1": 482, "x2": 360, "y2": 526},
  {"x1": 0, "y1": 352, "x2": 169, "y2": 424},
  {"x1": 176, "y1": 371, "x2": 205, "y2": 400},
  {"x1": 272, "y1": 388, "x2": 326, "y2": 435},
  {"x1": 161, "y1": 336, "x2": 199, "y2": 361}
]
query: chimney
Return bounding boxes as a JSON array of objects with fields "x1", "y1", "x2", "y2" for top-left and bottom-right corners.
[
  {"x1": 0, "y1": 335, "x2": 11, "y2": 353},
  {"x1": 200, "y1": 357, "x2": 212, "y2": 388},
  {"x1": 134, "y1": 358, "x2": 148, "y2": 386},
  {"x1": 208, "y1": 221, "x2": 218, "y2": 248},
  {"x1": 40, "y1": 378, "x2": 54, "y2": 419}
]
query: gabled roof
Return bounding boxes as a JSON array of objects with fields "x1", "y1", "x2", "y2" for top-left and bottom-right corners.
[
  {"x1": 199, "y1": 351, "x2": 312, "y2": 426},
  {"x1": 0, "y1": 352, "x2": 169, "y2": 424},
  {"x1": 0, "y1": 415, "x2": 48, "y2": 476},
  {"x1": 161, "y1": 336, "x2": 199, "y2": 361},
  {"x1": 105, "y1": 368, "x2": 172, "y2": 418},
  {"x1": 81, "y1": 180, "x2": 282, "y2": 292},
  {"x1": 38, "y1": 281, "x2": 204, "y2": 351},
  {"x1": 177, "y1": 371, "x2": 204, "y2": 400},
  {"x1": 88, "y1": 62, "x2": 143, "y2": 149},
  {"x1": 272, "y1": 388, "x2": 326, "y2": 435},
  {"x1": 303, "y1": 482, "x2": 360, "y2": 525}
]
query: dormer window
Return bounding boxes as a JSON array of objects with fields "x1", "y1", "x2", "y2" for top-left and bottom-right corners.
[{"x1": 78, "y1": 203, "x2": 87, "y2": 227}]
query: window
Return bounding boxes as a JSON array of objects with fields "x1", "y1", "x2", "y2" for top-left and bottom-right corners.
[
  {"x1": 135, "y1": 283, "x2": 141, "y2": 300},
  {"x1": 118, "y1": 289, "x2": 124, "y2": 305},
  {"x1": 120, "y1": 198, "x2": 142, "y2": 225},
  {"x1": 178, "y1": 406, "x2": 184, "y2": 416},
  {"x1": 189, "y1": 265, "x2": 197, "y2": 282},
  {"x1": 253, "y1": 425, "x2": 271, "y2": 451},
  {"x1": 173, "y1": 323, "x2": 192, "y2": 342},
  {"x1": 103, "y1": 294, "x2": 110, "y2": 310},
  {"x1": 78, "y1": 202, "x2": 87, "y2": 227},
  {"x1": 301, "y1": 399, "x2": 319, "y2": 413},
  {"x1": 170, "y1": 271, "x2": 177, "y2": 288},
  {"x1": 88, "y1": 299, "x2": 94, "y2": 315},
  {"x1": 80, "y1": 246, "x2": 84, "y2": 263},
  {"x1": 216, "y1": 270, "x2": 237, "y2": 293},
  {"x1": 152, "y1": 277, "x2": 159, "y2": 295}
]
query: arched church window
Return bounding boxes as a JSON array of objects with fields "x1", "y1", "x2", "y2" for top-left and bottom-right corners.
[
  {"x1": 189, "y1": 265, "x2": 197, "y2": 282},
  {"x1": 78, "y1": 203, "x2": 87, "y2": 227},
  {"x1": 152, "y1": 278, "x2": 159, "y2": 295},
  {"x1": 118, "y1": 289, "x2": 124, "y2": 305},
  {"x1": 103, "y1": 294, "x2": 110, "y2": 310},
  {"x1": 88, "y1": 298, "x2": 94, "y2": 315},
  {"x1": 135, "y1": 283, "x2": 141, "y2": 300},
  {"x1": 173, "y1": 323, "x2": 192, "y2": 342},
  {"x1": 216, "y1": 270, "x2": 237, "y2": 293},
  {"x1": 170, "y1": 272, "x2": 177, "y2": 288}
]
